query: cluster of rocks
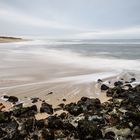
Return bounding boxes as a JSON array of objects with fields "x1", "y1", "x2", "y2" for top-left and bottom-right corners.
[{"x1": 0, "y1": 79, "x2": 140, "y2": 140}]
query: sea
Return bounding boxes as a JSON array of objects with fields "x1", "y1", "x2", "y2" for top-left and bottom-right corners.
[{"x1": 0, "y1": 39, "x2": 140, "y2": 82}]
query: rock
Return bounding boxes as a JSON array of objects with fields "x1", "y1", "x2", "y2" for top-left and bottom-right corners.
[
  {"x1": 58, "y1": 112, "x2": 67, "y2": 119},
  {"x1": 106, "y1": 86, "x2": 125, "y2": 97},
  {"x1": 3, "y1": 95, "x2": 9, "y2": 99},
  {"x1": 0, "y1": 112, "x2": 11, "y2": 123},
  {"x1": 62, "y1": 98, "x2": 66, "y2": 102},
  {"x1": 41, "y1": 128, "x2": 54, "y2": 140},
  {"x1": 97, "y1": 79, "x2": 103, "y2": 83},
  {"x1": 104, "y1": 131, "x2": 115, "y2": 139},
  {"x1": 54, "y1": 107, "x2": 62, "y2": 112},
  {"x1": 114, "y1": 81, "x2": 123, "y2": 87},
  {"x1": 8, "y1": 96, "x2": 19, "y2": 103},
  {"x1": 47, "y1": 92, "x2": 53, "y2": 95},
  {"x1": 130, "y1": 77, "x2": 136, "y2": 83},
  {"x1": 77, "y1": 119, "x2": 103, "y2": 139},
  {"x1": 134, "y1": 84, "x2": 140, "y2": 92},
  {"x1": 58, "y1": 103, "x2": 65, "y2": 108},
  {"x1": 31, "y1": 97, "x2": 39, "y2": 103},
  {"x1": 101, "y1": 84, "x2": 109, "y2": 90},
  {"x1": 40, "y1": 102, "x2": 53, "y2": 114},
  {"x1": 13, "y1": 105, "x2": 37, "y2": 117},
  {"x1": 0, "y1": 119, "x2": 19, "y2": 139},
  {"x1": 65, "y1": 103, "x2": 83, "y2": 116}
]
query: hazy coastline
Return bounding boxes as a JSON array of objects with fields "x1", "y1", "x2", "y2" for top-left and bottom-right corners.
[{"x1": 0, "y1": 39, "x2": 140, "y2": 111}]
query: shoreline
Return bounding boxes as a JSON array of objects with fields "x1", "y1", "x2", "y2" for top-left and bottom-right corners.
[
  {"x1": 0, "y1": 76, "x2": 139, "y2": 139},
  {"x1": 0, "y1": 36, "x2": 28, "y2": 43}
]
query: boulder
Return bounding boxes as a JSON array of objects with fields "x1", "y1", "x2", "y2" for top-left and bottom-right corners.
[
  {"x1": 40, "y1": 102, "x2": 53, "y2": 114},
  {"x1": 6, "y1": 96, "x2": 19, "y2": 103},
  {"x1": 77, "y1": 119, "x2": 103, "y2": 140},
  {"x1": 101, "y1": 84, "x2": 109, "y2": 91}
]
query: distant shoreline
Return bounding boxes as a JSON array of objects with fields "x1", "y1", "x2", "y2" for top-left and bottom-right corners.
[{"x1": 0, "y1": 36, "x2": 25, "y2": 43}]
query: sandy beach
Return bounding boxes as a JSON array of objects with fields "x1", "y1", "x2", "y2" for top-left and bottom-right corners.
[
  {"x1": 0, "y1": 41, "x2": 118, "y2": 114},
  {"x1": 0, "y1": 40, "x2": 139, "y2": 117}
]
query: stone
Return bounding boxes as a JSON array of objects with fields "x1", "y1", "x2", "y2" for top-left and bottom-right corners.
[
  {"x1": 13, "y1": 105, "x2": 37, "y2": 117},
  {"x1": 77, "y1": 119, "x2": 103, "y2": 140},
  {"x1": 62, "y1": 98, "x2": 66, "y2": 102},
  {"x1": 130, "y1": 77, "x2": 136, "y2": 83},
  {"x1": 104, "y1": 131, "x2": 115, "y2": 139},
  {"x1": 97, "y1": 79, "x2": 103, "y2": 83},
  {"x1": 31, "y1": 97, "x2": 39, "y2": 103},
  {"x1": 101, "y1": 84, "x2": 109, "y2": 90},
  {"x1": 40, "y1": 102, "x2": 53, "y2": 114},
  {"x1": 114, "y1": 81, "x2": 123, "y2": 87},
  {"x1": 7, "y1": 96, "x2": 19, "y2": 103}
]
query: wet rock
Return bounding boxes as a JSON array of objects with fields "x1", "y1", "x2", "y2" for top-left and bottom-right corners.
[
  {"x1": 54, "y1": 107, "x2": 62, "y2": 112},
  {"x1": 47, "y1": 91, "x2": 53, "y2": 95},
  {"x1": 130, "y1": 77, "x2": 136, "y2": 83},
  {"x1": 31, "y1": 97, "x2": 39, "y2": 103},
  {"x1": 7, "y1": 96, "x2": 18, "y2": 103},
  {"x1": 106, "y1": 86, "x2": 125, "y2": 97},
  {"x1": 62, "y1": 98, "x2": 66, "y2": 102},
  {"x1": 3, "y1": 95, "x2": 9, "y2": 99},
  {"x1": 58, "y1": 112, "x2": 67, "y2": 119},
  {"x1": 101, "y1": 84, "x2": 109, "y2": 91},
  {"x1": 0, "y1": 119, "x2": 19, "y2": 139},
  {"x1": 77, "y1": 119, "x2": 103, "y2": 140},
  {"x1": 104, "y1": 131, "x2": 115, "y2": 139},
  {"x1": 13, "y1": 105, "x2": 37, "y2": 117},
  {"x1": 114, "y1": 81, "x2": 123, "y2": 87},
  {"x1": 47, "y1": 116, "x2": 64, "y2": 129},
  {"x1": 0, "y1": 112, "x2": 11, "y2": 123},
  {"x1": 41, "y1": 128, "x2": 54, "y2": 140},
  {"x1": 65, "y1": 103, "x2": 83, "y2": 116},
  {"x1": 97, "y1": 79, "x2": 103, "y2": 83},
  {"x1": 134, "y1": 84, "x2": 140, "y2": 92},
  {"x1": 133, "y1": 126, "x2": 140, "y2": 139},
  {"x1": 58, "y1": 103, "x2": 65, "y2": 108},
  {"x1": 40, "y1": 102, "x2": 53, "y2": 114}
]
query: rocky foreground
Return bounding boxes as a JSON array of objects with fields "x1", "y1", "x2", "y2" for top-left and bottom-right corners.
[{"x1": 0, "y1": 78, "x2": 140, "y2": 140}]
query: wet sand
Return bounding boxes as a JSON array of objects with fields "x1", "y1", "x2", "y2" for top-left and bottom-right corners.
[{"x1": 0, "y1": 42, "x2": 117, "y2": 114}]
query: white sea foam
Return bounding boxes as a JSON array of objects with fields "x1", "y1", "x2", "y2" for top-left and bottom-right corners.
[
  {"x1": 1, "y1": 40, "x2": 140, "y2": 83},
  {"x1": 20, "y1": 47, "x2": 140, "y2": 73}
]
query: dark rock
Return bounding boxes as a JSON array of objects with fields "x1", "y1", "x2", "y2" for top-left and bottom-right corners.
[
  {"x1": 62, "y1": 98, "x2": 66, "y2": 102},
  {"x1": 47, "y1": 92, "x2": 53, "y2": 95},
  {"x1": 114, "y1": 81, "x2": 123, "y2": 87},
  {"x1": 36, "y1": 119, "x2": 46, "y2": 129},
  {"x1": 0, "y1": 112, "x2": 11, "y2": 123},
  {"x1": 106, "y1": 86, "x2": 125, "y2": 97},
  {"x1": 101, "y1": 84, "x2": 109, "y2": 91},
  {"x1": 97, "y1": 79, "x2": 103, "y2": 83},
  {"x1": 13, "y1": 105, "x2": 37, "y2": 117},
  {"x1": 65, "y1": 103, "x2": 83, "y2": 116},
  {"x1": 58, "y1": 103, "x2": 65, "y2": 108},
  {"x1": 134, "y1": 84, "x2": 140, "y2": 92},
  {"x1": 130, "y1": 77, "x2": 136, "y2": 83},
  {"x1": 54, "y1": 107, "x2": 62, "y2": 112},
  {"x1": 58, "y1": 112, "x2": 67, "y2": 119},
  {"x1": 8, "y1": 96, "x2": 18, "y2": 103},
  {"x1": 31, "y1": 97, "x2": 38, "y2": 103},
  {"x1": 0, "y1": 119, "x2": 19, "y2": 139},
  {"x1": 3, "y1": 95, "x2": 9, "y2": 99},
  {"x1": 104, "y1": 131, "x2": 115, "y2": 139},
  {"x1": 40, "y1": 102, "x2": 53, "y2": 114},
  {"x1": 41, "y1": 128, "x2": 54, "y2": 140},
  {"x1": 47, "y1": 116, "x2": 64, "y2": 129},
  {"x1": 77, "y1": 119, "x2": 103, "y2": 140}
]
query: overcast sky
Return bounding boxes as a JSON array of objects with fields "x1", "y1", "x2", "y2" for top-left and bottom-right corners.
[{"x1": 0, "y1": 0, "x2": 140, "y2": 39}]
